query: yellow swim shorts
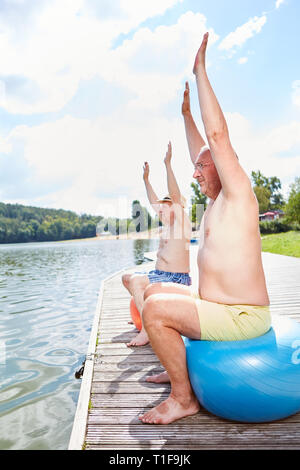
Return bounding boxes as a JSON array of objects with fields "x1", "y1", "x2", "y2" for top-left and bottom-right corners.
[{"x1": 191, "y1": 292, "x2": 271, "y2": 341}]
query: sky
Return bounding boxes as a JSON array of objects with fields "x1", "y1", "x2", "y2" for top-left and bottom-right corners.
[{"x1": 0, "y1": 0, "x2": 299, "y2": 219}]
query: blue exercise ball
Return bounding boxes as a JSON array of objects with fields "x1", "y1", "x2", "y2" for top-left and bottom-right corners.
[{"x1": 183, "y1": 315, "x2": 300, "y2": 423}]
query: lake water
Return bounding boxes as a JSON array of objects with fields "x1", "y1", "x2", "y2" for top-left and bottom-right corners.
[{"x1": 0, "y1": 238, "x2": 158, "y2": 450}]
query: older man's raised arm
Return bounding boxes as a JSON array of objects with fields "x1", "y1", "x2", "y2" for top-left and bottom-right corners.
[
  {"x1": 182, "y1": 81, "x2": 206, "y2": 164},
  {"x1": 193, "y1": 33, "x2": 251, "y2": 198}
]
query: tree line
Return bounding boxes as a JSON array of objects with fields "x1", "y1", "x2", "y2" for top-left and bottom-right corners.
[
  {"x1": 0, "y1": 203, "x2": 103, "y2": 244},
  {"x1": 0, "y1": 200, "x2": 158, "y2": 244}
]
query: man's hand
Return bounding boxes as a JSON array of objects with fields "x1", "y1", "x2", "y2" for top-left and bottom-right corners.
[
  {"x1": 143, "y1": 161, "x2": 149, "y2": 180},
  {"x1": 181, "y1": 81, "x2": 191, "y2": 116},
  {"x1": 164, "y1": 141, "x2": 172, "y2": 166},
  {"x1": 193, "y1": 32, "x2": 209, "y2": 75}
]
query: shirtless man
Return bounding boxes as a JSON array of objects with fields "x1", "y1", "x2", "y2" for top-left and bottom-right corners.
[
  {"x1": 122, "y1": 141, "x2": 192, "y2": 347},
  {"x1": 139, "y1": 32, "x2": 271, "y2": 424}
]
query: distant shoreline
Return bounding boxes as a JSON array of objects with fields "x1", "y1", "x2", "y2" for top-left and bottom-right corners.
[{"x1": 0, "y1": 228, "x2": 201, "y2": 245}]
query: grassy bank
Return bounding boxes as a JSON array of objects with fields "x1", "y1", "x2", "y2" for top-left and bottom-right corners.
[{"x1": 261, "y1": 231, "x2": 300, "y2": 258}]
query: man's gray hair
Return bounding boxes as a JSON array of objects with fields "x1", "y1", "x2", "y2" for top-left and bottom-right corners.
[{"x1": 198, "y1": 144, "x2": 239, "y2": 160}]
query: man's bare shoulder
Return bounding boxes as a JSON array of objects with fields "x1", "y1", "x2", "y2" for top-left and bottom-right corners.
[{"x1": 221, "y1": 166, "x2": 257, "y2": 203}]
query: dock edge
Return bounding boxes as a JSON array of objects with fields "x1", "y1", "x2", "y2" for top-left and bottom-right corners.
[{"x1": 68, "y1": 268, "x2": 126, "y2": 450}]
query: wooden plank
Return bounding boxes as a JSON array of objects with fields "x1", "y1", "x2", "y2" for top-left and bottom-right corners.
[
  {"x1": 95, "y1": 354, "x2": 161, "y2": 364},
  {"x1": 85, "y1": 423, "x2": 300, "y2": 448},
  {"x1": 97, "y1": 344, "x2": 154, "y2": 355},
  {"x1": 87, "y1": 408, "x2": 300, "y2": 426},
  {"x1": 85, "y1": 444, "x2": 300, "y2": 450},
  {"x1": 93, "y1": 363, "x2": 164, "y2": 373},
  {"x1": 87, "y1": 408, "x2": 223, "y2": 425},
  {"x1": 92, "y1": 370, "x2": 164, "y2": 382},
  {"x1": 91, "y1": 393, "x2": 170, "y2": 408},
  {"x1": 91, "y1": 382, "x2": 170, "y2": 394}
]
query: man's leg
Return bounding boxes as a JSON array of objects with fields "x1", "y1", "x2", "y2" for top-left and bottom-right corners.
[
  {"x1": 122, "y1": 273, "x2": 136, "y2": 325},
  {"x1": 144, "y1": 282, "x2": 192, "y2": 300},
  {"x1": 139, "y1": 293, "x2": 201, "y2": 424},
  {"x1": 143, "y1": 283, "x2": 192, "y2": 383},
  {"x1": 122, "y1": 273, "x2": 133, "y2": 294},
  {"x1": 126, "y1": 274, "x2": 150, "y2": 347}
]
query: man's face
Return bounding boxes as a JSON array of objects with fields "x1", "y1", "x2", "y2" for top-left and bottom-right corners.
[{"x1": 193, "y1": 148, "x2": 221, "y2": 197}]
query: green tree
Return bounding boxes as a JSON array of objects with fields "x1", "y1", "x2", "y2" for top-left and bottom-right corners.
[
  {"x1": 191, "y1": 182, "x2": 207, "y2": 226},
  {"x1": 0, "y1": 201, "x2": 103, "y2": 243},
  {"x1": 251, "y1": 171, "x2": 284, "y2": 210},
  {"x1": 285, "y1": 177, "x2": 300, "y2": 224},
  {"x1": 253, "y1": 186, "x2": 271, "y2": 214},
  {"x1": 131, "y1": 200, "x2": 153, "y2": 233}
]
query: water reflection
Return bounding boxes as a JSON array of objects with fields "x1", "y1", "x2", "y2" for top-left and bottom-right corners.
[{"x1": 0, "y1": 237, "x2": 158, "y2": 449}]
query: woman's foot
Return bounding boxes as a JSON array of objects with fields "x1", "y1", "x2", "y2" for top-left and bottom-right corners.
[
  {"x1": 146, "y1": 371, "x2": 170, "y2": 383},
  {"x1": 126, "y1": 329, "x2": 149, "y2": 347},
  {"x1": 139, "y1": 394, "x2": 200, "y2": 424}
]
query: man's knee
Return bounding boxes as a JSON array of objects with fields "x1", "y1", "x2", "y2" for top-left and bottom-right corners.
[
  {"x1": 144, "y1": 283, "x2": 160, "y2": 301},
  {"x1": 122, "y1": 273, "x2": 131, "y2": 288},
  {"x1": 143, "y1": 294, "x2": 168, "y2": 328},
  {"x1": 129, "y1": 274, "x2": 149, "y2": 291}
]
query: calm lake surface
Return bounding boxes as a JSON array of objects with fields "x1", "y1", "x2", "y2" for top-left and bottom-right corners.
[{"x1": 0, "y1": 238, "x2": 158, "y2": 450}]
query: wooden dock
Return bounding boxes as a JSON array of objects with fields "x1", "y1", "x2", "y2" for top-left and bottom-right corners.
[{"x1": 69, "y1": 249, "x2": 300, "y2": 450}]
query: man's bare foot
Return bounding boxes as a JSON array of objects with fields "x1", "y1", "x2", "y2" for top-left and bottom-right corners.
[
  {"x1": 126, "y1": 329, "x2": 149, "y2": 347},
  {"x1": 146, "y1": 371, "x2": 170, "y2": 383},
  {"x1": 139, "y1": 394, "x2": 200, "y2": 424}
]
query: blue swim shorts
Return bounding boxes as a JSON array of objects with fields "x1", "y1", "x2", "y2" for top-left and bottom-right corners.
[{"x1": 134, "y1": 269, "x2": 192, "y2": 286}]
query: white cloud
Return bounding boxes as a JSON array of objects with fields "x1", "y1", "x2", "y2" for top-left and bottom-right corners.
[
  {"x1": 0, "y1": 0, "x2": 185, "y2": 114},
  {"x1": 275, "y1": 0, "x2": 285, "y2": 9},
  {"x1": 292, "y1": 81, "x2": 300, "y2": 107},
  {"x1": 219, "y1": 15, "x2": 267, "y2": 55},
  {"x1": 226, "y1": 113, "x2": 300, "y2": 198},
  {"x1": 5, "y1": 108, "x2": 198, "y2": 216},
  {"x1": 0, "y1": 135, "x2": 12, "y2": 154},
  {"x1": 238, "y1": 57, "x2": 248, "y2": 64},
  {"x1": 103, "y1": 12, "x2": 219, "y2": 110}
]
